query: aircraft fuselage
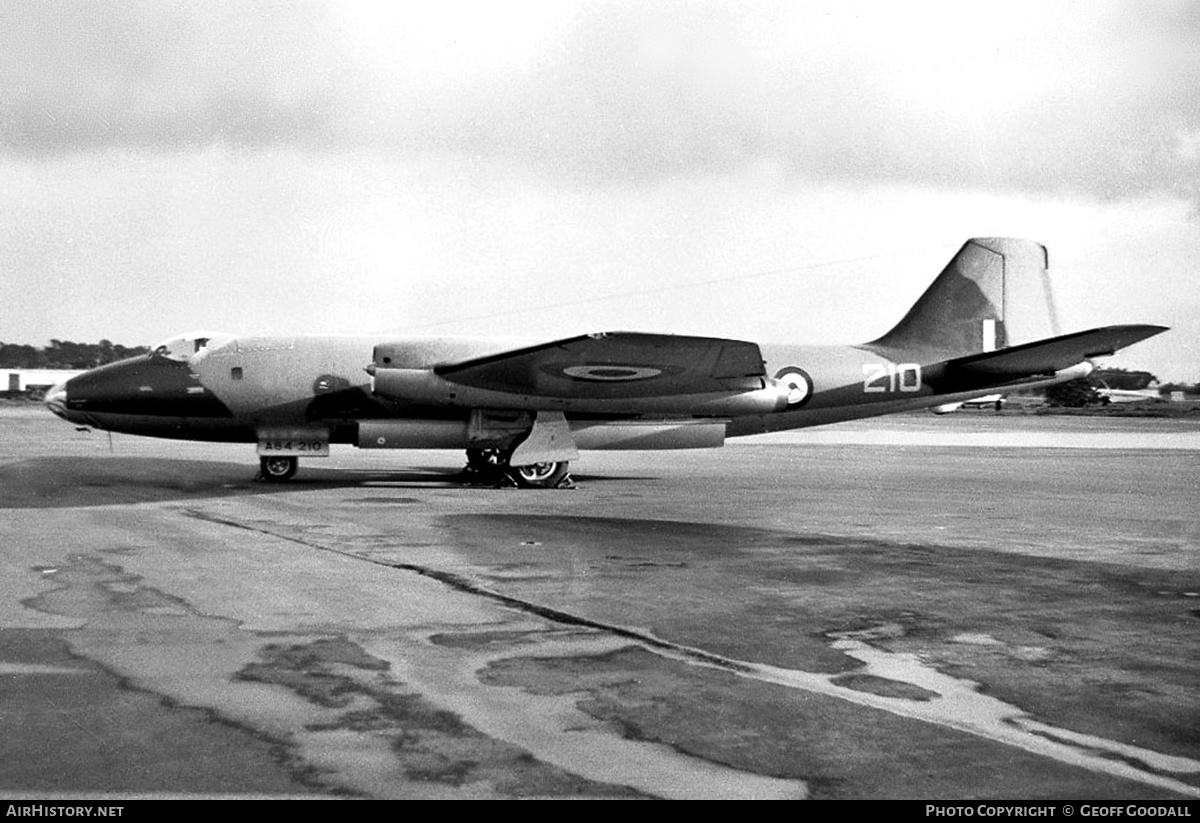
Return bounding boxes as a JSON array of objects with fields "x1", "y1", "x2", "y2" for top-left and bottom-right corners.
[
  {"x1": 43, "y1": 239, "x2": 1167, "y2": 485},
  {"x1": 48, "y1": 333, "x2": 1077, "y2": 446}
]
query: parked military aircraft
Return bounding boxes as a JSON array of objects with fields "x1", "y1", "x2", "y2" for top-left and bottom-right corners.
[
  {"x1": 1096, "y1": 387, "x2": 1165, "y2": 404},
  {"x1": 45, "y1": 238, "x2": 1166, "y2": 487},
  {"x1": 929, "y1": 393, "x2": 1006, "y2": 414}
]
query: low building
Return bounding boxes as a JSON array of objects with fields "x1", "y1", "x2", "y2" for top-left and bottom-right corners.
[{"x1": 1, "y1": 369, "x2": 84, "y2": 398}]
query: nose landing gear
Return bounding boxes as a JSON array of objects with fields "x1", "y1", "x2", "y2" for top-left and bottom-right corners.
[{"x1": 259, "y1": 455, "x2": 298, "y2": 482}]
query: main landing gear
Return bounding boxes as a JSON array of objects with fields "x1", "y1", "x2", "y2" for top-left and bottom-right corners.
[
  {"x1": 463, "y1": 448, "x2": 572, "y2": 489},
  {"x1": 259, "y1": 455, "x2": 298, "y2": 483}
]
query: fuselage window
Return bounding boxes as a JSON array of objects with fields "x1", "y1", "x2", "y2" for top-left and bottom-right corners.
[{"x1": 231, "y1": 367, "x2": 244, "y2": 380}]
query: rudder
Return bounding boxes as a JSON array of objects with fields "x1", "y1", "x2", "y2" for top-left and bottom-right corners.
[{"x1": 869, "y1": 238, "x2": 1057, "y2": 356}]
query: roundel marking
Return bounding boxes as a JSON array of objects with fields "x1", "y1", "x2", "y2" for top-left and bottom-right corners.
[
  {"x1": 775, "y1": 367, "x2": 814, "y2": 407},
  {"x1": 561, "y1": 365, "x2": 664, "y2": 382}
]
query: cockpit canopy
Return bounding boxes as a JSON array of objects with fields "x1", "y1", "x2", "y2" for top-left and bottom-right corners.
[{"x1": 151, "y1": 331, "x2": 234, "y2": 363}]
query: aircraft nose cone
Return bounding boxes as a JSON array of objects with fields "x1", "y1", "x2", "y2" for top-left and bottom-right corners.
[{"x1": 44, "y1": 381, "x2": 69, "y2": 419}]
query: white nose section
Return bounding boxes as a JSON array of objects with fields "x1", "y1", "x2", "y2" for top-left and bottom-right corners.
[{"x1": 44, "y1": 381, "x2": 68, "y2": 419}]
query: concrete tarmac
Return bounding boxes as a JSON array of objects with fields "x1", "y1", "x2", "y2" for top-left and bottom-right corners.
[{"x1": 1, "y1": 407, "x2": 1198, "y2": 799}]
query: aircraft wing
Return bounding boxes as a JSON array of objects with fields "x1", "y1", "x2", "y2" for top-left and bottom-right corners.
[
  {"x1": 944, "y1": 325, "x2": 1168, "y2": 377},
  {"x1": 427, "y1": 332, "x2": 767, "y2": 399}
]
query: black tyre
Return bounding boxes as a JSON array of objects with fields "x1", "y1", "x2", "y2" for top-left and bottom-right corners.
[
  {"x1": 260, "y1": 455, "x2": 298, "y2": 482},
  {"x1": 510, "y1": 461, "x2": 569, "y2": 489},
  {"x1": 466, "y1": 448, "x2": 502, "y2": 471}
]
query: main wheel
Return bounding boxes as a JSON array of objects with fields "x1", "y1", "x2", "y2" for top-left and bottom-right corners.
[
  {"x1": 510, "y1": 461, "x2": 569, "y2": 489},
  {"x1": 260, "y1": 455, "x2": 298, "y2": 482}
]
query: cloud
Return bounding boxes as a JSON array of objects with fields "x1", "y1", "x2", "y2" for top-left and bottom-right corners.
[
  {"x1": 0, "y1": 0, "x2": 340, "y2": 153},
  {"x1": 2, "y1": 1, "x2": 1197, "y2": 205},
  {"x1": 438, "y1": 0, "x2": 1198, "y2": 202}
]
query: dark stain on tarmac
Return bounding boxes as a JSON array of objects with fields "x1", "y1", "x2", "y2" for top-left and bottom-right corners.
[
  {"x1": 428, "y1": 628, "x2": 589, "y2": 652},
  {"x1": 0, "y1": 458, "x2": 283, "y2": 508},
  {"x1": 175, "y1": 506, "x2": 1200, "y2": 784},
  {"x1": 0, "y1": 628, "x2": 325, "y2": 796},
  {"x1": 18, "y1": 547, "x2": 644, "y2": 797},
  {"x1": 479, "y1": 645, "x2": 1177, "y2": 800},
  {"x1": 443, "y1": 514, "x2": 1200, "y2": 762},
  {"x1": 237, "y1": 636, "x2": 646, "y2": 797},
  {"x1": 240, "y1": 637, "x2": 390, "y2": 708},
  {"x1": 0, "y1": 457, "x2": 462, "y2": 509},
  {"x1": 181, "y1": 507, "x2": 762, "y2": 676},
  {"x1": 9, "y1": 554, "x2": 345, "y2": 795}
]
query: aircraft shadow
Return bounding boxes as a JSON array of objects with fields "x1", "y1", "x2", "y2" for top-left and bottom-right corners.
[{"x1": 0, "y1": 456, "x2": 469, "y2": 509}]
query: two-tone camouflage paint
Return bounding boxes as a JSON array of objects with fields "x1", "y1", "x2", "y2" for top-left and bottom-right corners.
[{"x1": 46, "y1": 239, "x2": 1167, "y2": 459}]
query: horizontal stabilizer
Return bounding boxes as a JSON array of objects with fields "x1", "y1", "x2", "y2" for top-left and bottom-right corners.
[
  {"x1": 429, "y1": 332, "x2": 766, "y2": 399},
  {"x1": 946, "y1": 325, "x2": 1168, "y2": 377}
]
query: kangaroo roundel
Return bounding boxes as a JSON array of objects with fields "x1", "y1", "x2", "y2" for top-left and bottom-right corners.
[
  {"x1": 775, "y1": 368, "x2": 813, "y2": 407},
  {"x1": 561, "y1": 365, "x2": 664, "y2": 381}
]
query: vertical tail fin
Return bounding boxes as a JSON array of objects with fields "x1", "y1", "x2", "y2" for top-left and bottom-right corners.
[{"x1": 870, "y1": 238, "x2": 1057, "y2": 356}]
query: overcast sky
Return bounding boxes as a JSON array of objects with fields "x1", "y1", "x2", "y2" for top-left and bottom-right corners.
[{"x1": 2, "y1": 0, "x2": 1197, "y2": 379}]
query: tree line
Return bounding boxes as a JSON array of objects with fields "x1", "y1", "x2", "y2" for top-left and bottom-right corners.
[
  {"x1": 1045, "y1": 368, "x2": 1197, "y2": 407},
  {"x1": 0, "y1": 340, "x2": 149, "y2": 370}
]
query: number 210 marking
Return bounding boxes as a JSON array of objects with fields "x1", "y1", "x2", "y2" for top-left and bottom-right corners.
[{"x1": 862, "y1": 362, "x2": 922, "y2": 393}]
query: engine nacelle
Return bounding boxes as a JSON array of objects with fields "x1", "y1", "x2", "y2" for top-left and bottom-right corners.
[{"x1": 370, "y1": 367, "x2": 791, "y2": 416}]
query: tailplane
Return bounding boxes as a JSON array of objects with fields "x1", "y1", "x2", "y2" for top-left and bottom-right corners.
[{"x1": 870, "y1": 238, "x2": 1058, "y2": 356}]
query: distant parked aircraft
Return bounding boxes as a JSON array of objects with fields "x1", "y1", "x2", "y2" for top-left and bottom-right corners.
[
  {"x1": 929, "y1": 394, "x2": 1006, "y2": 414},
  {"x1": 1095, "y1": 387, "x2": 1165, "y2": 404}
]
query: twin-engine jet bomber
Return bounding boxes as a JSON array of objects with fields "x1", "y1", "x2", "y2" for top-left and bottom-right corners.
[{"x1": 46, "y1": 238, "x2": 1166, "y2": 487}]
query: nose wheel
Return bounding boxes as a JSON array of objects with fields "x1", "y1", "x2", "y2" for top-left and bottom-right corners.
[{"x1": 259, "y1": 455, "x2": 298, "y2": 482}]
